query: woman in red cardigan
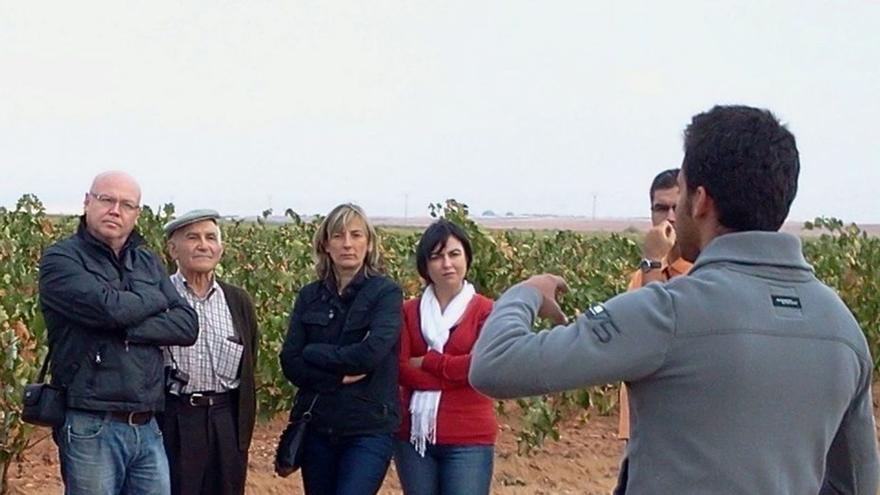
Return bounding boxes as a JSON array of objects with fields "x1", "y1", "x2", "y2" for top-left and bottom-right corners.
[{"x1": 394, "y1": 219, "x2": 496, "y2": 495}]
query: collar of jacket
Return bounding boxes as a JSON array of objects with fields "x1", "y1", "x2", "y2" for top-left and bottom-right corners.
[
  {"x1": 76, "y1": 215, "x2": 146, "y2": 267},
  {"x1": 689, "y1": 231, "x2": 812, "y2": 274},
  {"x1": 322, "y1": 267, "x2": 368, "y2": 301}
]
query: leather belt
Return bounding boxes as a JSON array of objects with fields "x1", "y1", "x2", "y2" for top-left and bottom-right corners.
[
  {"x1": 108, "y1": 411, "x2": 153, "y2": 426},
  {"x1": 70, "y1": 409, "x2": 154, "y2": 426},
  {"x1": 180, "y1": 392, "x2": 231, "y2": 407}
]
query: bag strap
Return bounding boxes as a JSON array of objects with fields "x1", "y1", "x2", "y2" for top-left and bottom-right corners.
[
  {"x1": 301, "y1": 395, "x2": 319, "y2": 423},
  {"x1": 36, "y1": 346, "x2": 53, "y2": 383}
]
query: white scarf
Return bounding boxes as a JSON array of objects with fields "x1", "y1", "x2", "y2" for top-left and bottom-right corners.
[{"x1": 409, "y1": 281, "x2": 475, "y2": 456}]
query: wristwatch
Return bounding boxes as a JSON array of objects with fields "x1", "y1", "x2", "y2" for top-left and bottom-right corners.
[{"x1": 639, "y1": 258, "x2": 662, "y2": 273}]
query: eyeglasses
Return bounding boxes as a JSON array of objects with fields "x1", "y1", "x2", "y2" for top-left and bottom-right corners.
[
  {"x1": 88, "y1": 193, "x2": 140, "y2": 214},
  {"x1": 651, "y1": 203, "x2": 676, "y2": 214}
]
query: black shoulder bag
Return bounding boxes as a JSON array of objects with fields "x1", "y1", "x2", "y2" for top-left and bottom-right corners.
[
  {"x1": 274, "y1": 394, "x2": 318, "y2": 477},
  {"x1": 22, "y1": 348, "x2": 66, "y2": 427}
]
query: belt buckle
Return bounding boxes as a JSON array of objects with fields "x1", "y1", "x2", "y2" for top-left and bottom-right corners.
[
  {"x1": 189, "y1": 393, "x2": 204, "y2": 407},
  {"x1": 126, "y1": 411, "x2": 139, "y2": 426}
]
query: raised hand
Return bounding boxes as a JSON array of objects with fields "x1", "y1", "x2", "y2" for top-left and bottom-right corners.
[
  {"x1": 643, "y1": 220, "x2": 676, "y2": 261},
  {"x1": 522, "y1": 274, "x2": 569, "y2": 325}
]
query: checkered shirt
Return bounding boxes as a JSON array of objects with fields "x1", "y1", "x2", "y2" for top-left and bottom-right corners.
[{"x1": 166, "y1": 272, "x2": 244, "y2": 393}]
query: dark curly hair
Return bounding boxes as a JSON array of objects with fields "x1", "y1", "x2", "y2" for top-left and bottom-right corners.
[{"x1": 682, "y1": 105, "x2": 800, "y2": 231}]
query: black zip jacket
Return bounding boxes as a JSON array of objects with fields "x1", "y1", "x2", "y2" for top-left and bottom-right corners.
[
  {"x1": 39, "y1": 219, "x2": 199, "y2": 412},
  {"x1": 280, "y1": 272, "x2": 403, "y2": 436}
]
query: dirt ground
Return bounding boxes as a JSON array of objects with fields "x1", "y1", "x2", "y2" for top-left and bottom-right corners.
[
  {"x1": 9, "y1": 385, "x2": 880, "y2": 494},
  {"x1": 6, "y1": 406, "x2": 622, "y2": 495}
]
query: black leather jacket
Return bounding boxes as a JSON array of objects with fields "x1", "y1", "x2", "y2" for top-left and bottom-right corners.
[
  {"x1": 281, "y1": 272, "x2": 403, "y2": 436},
  {"x1": 39, "y1": 219, "x2": 198, "y2": 412}
]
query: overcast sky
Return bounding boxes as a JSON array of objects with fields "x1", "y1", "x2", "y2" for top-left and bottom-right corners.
[{"x1": 2, "y1": 1, "x2": 878, "y2": 223}]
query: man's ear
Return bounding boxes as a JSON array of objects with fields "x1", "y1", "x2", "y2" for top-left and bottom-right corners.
[
  {"x1": 690, "y1": 186, "x2": 713, "y2": 219},
  {"x1": 166, "y1": 238, "x2": 178, "y2": 261}
]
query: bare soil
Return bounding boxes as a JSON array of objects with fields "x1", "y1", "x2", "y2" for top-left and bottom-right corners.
[
  {"x1": 6, "y1": 407, "x2": 622, "y2": 495},
  {"x1": 8, "y1": 385, "x2": 880, "y2": 494}
]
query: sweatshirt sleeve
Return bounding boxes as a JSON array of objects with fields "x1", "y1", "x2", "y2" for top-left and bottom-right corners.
[{"x1": 469, "y1": 283, "x2": 675, "y2": 399}]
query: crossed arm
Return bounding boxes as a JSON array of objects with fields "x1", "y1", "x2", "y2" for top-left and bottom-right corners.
[{"x1": 39, "y1": 248, "x2": 198, "y2": 346}]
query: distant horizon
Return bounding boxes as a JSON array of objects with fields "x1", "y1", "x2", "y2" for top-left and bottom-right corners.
[{"x1": 20, "y1": 196, "x2": 877, "y2": 233}]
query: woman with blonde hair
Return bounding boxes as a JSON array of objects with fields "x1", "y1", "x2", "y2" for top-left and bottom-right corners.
[{"x1": 280, "y1": 203, "x2": 403, "y2": 494}]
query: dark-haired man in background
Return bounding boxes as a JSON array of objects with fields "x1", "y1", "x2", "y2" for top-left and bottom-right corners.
[
  {"x1": 618, "y1": 168, "x2": 692, "y2": 442},
  {"x1": 470, "y1": 106, "x2": 879, "y2": 494}
]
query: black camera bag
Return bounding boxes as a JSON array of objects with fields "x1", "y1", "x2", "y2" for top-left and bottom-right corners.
[{"x1": 22, "y1": 348, "x2": 66, "y2": 428}]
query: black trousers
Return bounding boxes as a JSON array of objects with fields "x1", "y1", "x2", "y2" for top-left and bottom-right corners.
[{"x1": 159, "y1": 394, "x2": 247, "y2": 495}]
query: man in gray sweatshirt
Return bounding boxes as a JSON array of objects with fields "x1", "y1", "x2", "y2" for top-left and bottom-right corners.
[{"x1": 470, "y1": 105, "x2": 879, "y2": 494}]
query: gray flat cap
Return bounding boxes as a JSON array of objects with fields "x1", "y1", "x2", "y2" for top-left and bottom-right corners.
[{"x1": 163, "y1": 209, "x2": 221, "y2": 237}]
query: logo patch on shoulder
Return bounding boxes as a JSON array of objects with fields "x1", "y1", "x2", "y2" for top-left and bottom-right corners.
[
  {"x1": 771, "y1": 295, "x2": 802, "y2": 309},
  {"x1": 584, "y1": 303, "x2": 620, "y2": 343},
  {"x1": 586, "y1": 303, "x2": 607, "y2": 319}
]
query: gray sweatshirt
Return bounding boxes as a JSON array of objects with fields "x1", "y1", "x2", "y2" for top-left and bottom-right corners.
[{"x1": 470, "y1": 231, "x2": 878, "y2": 494}]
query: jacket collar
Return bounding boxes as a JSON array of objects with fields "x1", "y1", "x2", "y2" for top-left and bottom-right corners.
[
  {"x1": 76, "y1": 216, "x2": 145, "y2": 265},
  {"x1": 323, "y1": 267, "x2": 368, "y2": 301},
  {"x1": 689, "y1": 231, "x2": 812, "y2": 274}
]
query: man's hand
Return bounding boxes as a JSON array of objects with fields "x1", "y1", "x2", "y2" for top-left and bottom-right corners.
[
  {"x1": 342, "y1": 374, "x2": 367, "y2": 384},
  {"x1": 643, "y1": 220, "x2": 676, "y2": 261},
  {"x1": 522, "y1": 274, "x2": 569, "y2": 324}
]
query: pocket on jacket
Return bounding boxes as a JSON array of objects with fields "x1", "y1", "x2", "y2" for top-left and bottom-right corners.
[
  {"x1": 81, "y1": 258, "x2": 120, "y2": 288},
  {"x1": 86, "y1": 345, "x2": 126, "y2": 402},
  {"x1": 301, "y1": 311, "x2": 331, "y2": 327},
  {"x1": 134, "y1": 345, "x2": 164, "y2": 395},
  {"x1": 352, "y1": 395, "x2": 389, "y2": 422},
  {"x1": 126, "y1": 273, "x2": 164, "y2": 294},
  {"x1": 340, "y1": 310, "x2": 371, "y2": 343}
]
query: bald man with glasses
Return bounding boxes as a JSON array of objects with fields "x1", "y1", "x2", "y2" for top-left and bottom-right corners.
[{"x1": 39, "y1": 171, "x2": 199, "y2": 495}]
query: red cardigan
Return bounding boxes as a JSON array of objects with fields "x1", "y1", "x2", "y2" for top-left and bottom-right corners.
[{"x1": 397, "y1": 294, "x2": 497, "y2": 445}]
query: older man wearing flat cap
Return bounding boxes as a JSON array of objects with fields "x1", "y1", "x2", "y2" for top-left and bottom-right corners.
[{"x1": 159, "y1": 209, "x2": 259, "y2": 495}]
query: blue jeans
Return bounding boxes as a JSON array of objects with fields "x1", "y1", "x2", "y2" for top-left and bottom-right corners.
[
  {"x1": 56, "y1": 409, "x2": 170, "y2": 495},
  {"x1": 393, "y1": 439, "x2": 494, "y2": 495},
  {"x1": 301, "y1": 431, "x2": 393, "y2": 495}
]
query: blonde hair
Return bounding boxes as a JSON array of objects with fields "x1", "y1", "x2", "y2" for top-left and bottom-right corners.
[{"x1": 313, "y1": 203, "x2": 382, "y2": 281}]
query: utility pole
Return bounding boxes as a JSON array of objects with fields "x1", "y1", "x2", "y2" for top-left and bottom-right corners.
[
  {"x1": 404, "y1": 193, "x2": 409, "y2": 225},
  {"x1": 592, "y1": 193, "x2": 597, "y2": 221}
]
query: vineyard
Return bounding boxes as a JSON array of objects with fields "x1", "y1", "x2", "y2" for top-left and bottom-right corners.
[{"x1": 1, "y1": 196, "x2": 879, "y2": 492}]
